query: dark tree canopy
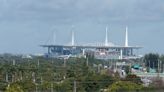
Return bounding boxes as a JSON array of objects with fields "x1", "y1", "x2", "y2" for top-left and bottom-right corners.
[{"x1": 144, "y1": 53, "x2": 159, "y2": 69}]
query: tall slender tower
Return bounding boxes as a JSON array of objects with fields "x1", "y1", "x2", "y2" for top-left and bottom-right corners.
[
  {"x1": 125, "y1": 26, "x2": 128, "y2": 47},
  {"x1": 71, "y1": 30, "x2": 75, "y2": 46},
  {"x1": 105, "y1": 27, "x2": 108, "y2": 46}
]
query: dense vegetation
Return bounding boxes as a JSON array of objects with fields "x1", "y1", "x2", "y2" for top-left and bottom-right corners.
[
  {"x1": 0, "y1": 53, "x2": 164, "y2": 92},
  {"x1": 0, "y1": 54, "x2": 116, "y2": 92}
]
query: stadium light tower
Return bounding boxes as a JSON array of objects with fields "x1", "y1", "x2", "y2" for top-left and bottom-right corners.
[
  {"x1": 105, "y1": 26, "x2": 108, "y2": 46},
  {"x1": 71, "y1": 30, "x2": 75, "y2": 46},
  {"x1": 125, "y1": 26, "x2": 128, "y2": 47}
]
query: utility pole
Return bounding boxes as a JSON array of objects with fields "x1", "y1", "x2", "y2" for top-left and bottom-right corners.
[
  {"x1": 41, "y1": 76, "x2": 43, "y2": 84},
  {"x1": 32, "y1": 72, "x2": 36, "y2": 83},
  {"x1": 129, "y1": 63, "x2": 132, "y2": 74},
  {"x1": 157, "y1": 60, "x2": 160, "y2": 77},
  {"x1": 98, "y1": 64, "x2": 100, "y2": 73},
  {"x1": 160, "y1": 60, "x2": 161, "y2": 72},
  {"x1": 73, "y1": 81, "x2": 77, "y2": 92},
  {"x1": 37, "y1": 59, "x2": 40, "y2": 68},
  {"x1": 158, "y1": 60, "x2": 160, "y2": 73},
  {"x1": 51, "y1": 83, "x2": 53, "y2": 92},
  {"x1": 115, "y1": 61, "x2": 117, "y2": 71},
  {"x1": 35, "y1": 83, "x2": 38, "y2": 92},
  {"x1": 86, "y1": 57, "x2": 88, "y2": 66},
  {"x1": 163, "y1": 64, "x2": 164, "y2": 73},
  {"x1": 160, "y1": 60, "x2": 162, "y2": 73},
  {"x1": 6, "y1": 73, "x2": 8, "y2": 83},
  {"x1": 153, "y1": 62, "x2": 154, "y2": 69},
  {"x1": 149, "y1": 60, "x2": 150, "y2": 71},
  {"x1": 63, "y1": 58, "x2": 67, "y2": 80},
  {"x1": 64, "y1": 58, "x2": 66, "y2": 67},
  {"x1": 20, "y1": 71, "x2": 23, "y2": 81},
  {"x1": 13, "y1": 60, "x2": 15, "y2": 66}
]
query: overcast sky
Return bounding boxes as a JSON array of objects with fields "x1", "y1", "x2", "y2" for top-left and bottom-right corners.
[{"x1": 0, "y1": 0, "x2": 164, "y2": 54}]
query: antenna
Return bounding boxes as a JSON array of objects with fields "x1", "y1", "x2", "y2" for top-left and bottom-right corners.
[
  {"x1": 125, "y1": 26, "x2": 128, "y2": 47},
  {"x1": 105, "y1": 26, "x2": 108, "y2": 46}
]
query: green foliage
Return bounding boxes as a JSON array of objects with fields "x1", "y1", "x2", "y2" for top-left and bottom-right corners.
[
  {"x1": 124, "y1": 74, "x2": 142, "y2": 84},
  {"x1": 144, "y1": 53, "x2": 159, "y2": 70},
  {"x1": 5, "y1": 83, "x2": 23, "y2": 92},
  {"x1": 108, "y1": 81, "x2": 143, "y2": 92},
  {"x1": 40, "y1": 81, "x2": 52, "y2": 91},
  {"x1": 82, "y1": 74, "x2": 115, "y2": 92},
  {"x1": 19, "y1": 81, "x2": 35, "y2": 92},
  {"x1": 0, "y1": 55, "x2": 117, "y2": 91},
  {"x1": 124, "y1": 66, "x2": 130, "y2": 74},
  {"x1": 53, "y1": 79, "x2": 73, "y2": 92},
  {"x1": 2, "y1": 54, "x2": 163, "y2": 91},
  {"x1": 0, "y1": 82, "x2": 8, "y2": 91}
]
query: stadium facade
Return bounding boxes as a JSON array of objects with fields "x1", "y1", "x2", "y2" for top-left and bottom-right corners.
[{"x1": 40, "y1": 27, "x2": 142, "y2": 59}]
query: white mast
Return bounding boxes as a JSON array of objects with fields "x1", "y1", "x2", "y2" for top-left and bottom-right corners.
[
  {"x1": 105, "y1": 26, "x2": 108, "y2": 46},
  {"x1": 125, "y1": 26, "x2": 128, "y2": 47},
  {"x1": 71, "y1": 30, "x2": 74, "y2": 46}
]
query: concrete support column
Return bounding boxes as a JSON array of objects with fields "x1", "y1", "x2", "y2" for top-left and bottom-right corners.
[
  {"x1": 82, "y1": 49, "x2": 85, "y2": 56},
  {"x1": 48, "y1": 47, "x2": 50, "y2": 54},
  {"x1": 131, "y1": 48, "x2": 133, "y2": 55},
  {"x1": 120, "y1": 49, "x2": 123, "y2": 60}
]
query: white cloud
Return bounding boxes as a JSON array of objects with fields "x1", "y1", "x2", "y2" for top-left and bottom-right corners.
[{"x1": 0, "y1": 0, "x2": 163, "y2": 22}]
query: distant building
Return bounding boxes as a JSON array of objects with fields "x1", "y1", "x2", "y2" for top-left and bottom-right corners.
[{"x1": 40, "y1": 27, "x2": 142, "y2": 59}]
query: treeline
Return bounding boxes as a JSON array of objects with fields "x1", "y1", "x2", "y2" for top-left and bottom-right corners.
[
  {"x1": 144, "y1": 53, "x2": 164, "y2": 72},
  {"x1": 0, "y1": 55, "x2": 116, "y2": 92},
  {"x1": 0, "y1": 53, "x2": 164, "y2": 92}
]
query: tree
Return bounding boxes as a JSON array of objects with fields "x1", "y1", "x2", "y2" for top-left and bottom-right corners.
[
  {"x1": 124, "y1": 66, "x2": 131, "y2": 74},
  {"x1": 53, "y1": 79, "x2": 73, "y2": 92},
  {"x1": 160, "y1": 55, "x2": 164, "y2": 72},
  {"x1": 124, "y1": 74, "x2": 142, "y2": 84},
  {"x1": 5, "y1": 83, "x2": 23, "y2": 92},
  {"x1": 19, "y1": 81, "x2": 35, "y2": 92},
  {"x1": 82, "y1": 74, "x2": 115, "y2": 92},
  {"x1": 107, "y1": 81, "x2": 143, "y2": 92},
  {"x1": 144, "y1": 53, "x2": 159, "y2": 70}
]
